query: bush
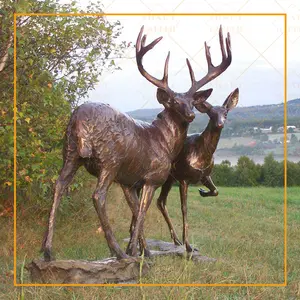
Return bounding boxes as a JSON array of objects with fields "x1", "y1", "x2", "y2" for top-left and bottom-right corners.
[
  {"x1": 234, "y1": 156, "x2": 261, "y2": 187},
  {"x1": 212, "y1": 160, "x2": 236, "y2": 186},
  {"x1": 0, "y1": 0, "x2": 129, "y2": 203},
  {"x1": 262, "y1": 153, "x2": 284, "y2": 187},
  {"x1": 211, "y1": 154, "x2": 296, "y2": 187}
]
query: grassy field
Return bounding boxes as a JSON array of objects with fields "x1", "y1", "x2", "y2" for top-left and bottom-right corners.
[{"x1": 1, "y1": 183, "x2": 299, "y2": 299}]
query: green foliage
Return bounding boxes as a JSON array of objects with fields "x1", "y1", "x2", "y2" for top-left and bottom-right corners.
[
  {"x1": 212, "y1": 160, "x2": 236, "y2": 186},
  {"x1": 235, "y1": 156, "x2": 261, "y2": 187},
  {"x1": 261, "y1": 153, "x2": 283, "y2": 187},
  {"x1": 0, "y1": 0, "x2": 128, "y2": 198},
  {"x1": 211, "y1": 153, "x2": 294, "y2": 187},
  {"x1": 287, "y1": 160, "x2": 300, "y2": 186}
]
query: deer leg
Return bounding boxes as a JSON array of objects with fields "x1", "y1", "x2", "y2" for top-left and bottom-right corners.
[
  {"x1": 128, "y1": 185, "x2": 142, "y2": 237},
  {"x1": 157, "y1": 176, "x2": 182, "y2": 246},
  {"x1": 42, "y1": 157, "x2": 80, "y2": 261},
  {"x1": 127, "y1": 184, "x2": 156, "y2": 257},
  {"x1": 121, "y1": 186, "x2": 150, "y2": 257},
  {"x1": 179, "y1": 180, "x2": 197, "y2": 253},
  {"x1": 93, "y1": 170, "x2": 129, "y2": 260},
  {"x1": 199, "y1": 176, "x2": 219, "y2": 197},
  {"x1": 129, "y1": 215, "x2": 135, "y2": 239}
]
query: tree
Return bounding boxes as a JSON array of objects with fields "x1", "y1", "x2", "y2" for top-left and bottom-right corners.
[
  {"x1": 0, "y1": 6, "x2": 13, "y2": 72},
  {"x1": 287, "y1": 161, "x2": 300, "y2": 186},
  {"x1": 209, "y1": 156, "x2": 299, "y2": 187},
  {"x1": 212, "y1": 160, "x2": 235, "y2": 186},
  {"x1": 0, "y1": 0, "x2": 129, "y2": 198},
  {"x1": 262, "y1": 153, "x2": 283, "y2": 187},
  {"x1": 235, "y1": 156, "x2": 260, "y2": 186}
]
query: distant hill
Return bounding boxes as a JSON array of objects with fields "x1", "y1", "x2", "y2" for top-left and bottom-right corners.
[{"x1": 127, "y1": 99, "x2": 300, "y2": 132}]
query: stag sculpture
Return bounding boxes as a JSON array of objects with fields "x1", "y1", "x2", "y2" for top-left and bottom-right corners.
[
  {"x1": 42, "y1": 25, "x2": 232, "y2": 261},
  {"x1": 155, "y1": 88, "x2": 239, "y2": 253}
]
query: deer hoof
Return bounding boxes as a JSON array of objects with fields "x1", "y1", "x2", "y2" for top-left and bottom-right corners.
[
  {"x1": 173, "y1": 238, "x2": 183, "y2": 246},
  {"x1": 199, "y1": 188, "x2": 207, "y2": 197},
  {"x1": 116, "y1": 253, "x2": 130, "y2": 260},
  {"x1": 43, "y1": 248, "x2": 55, "y2": 262},
  {"x1": 212, "y1": 190, "x2": 219, "y2": 196},
  {"x1": 142, "y1": 248, "x2": 151, "y2": 258},
  {"x1": 186, "y1": 245, "x2": 199, "y2": 253}
]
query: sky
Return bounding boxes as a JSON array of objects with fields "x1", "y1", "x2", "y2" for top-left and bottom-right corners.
[{"x1": 59, "y1": 0, "x2": 300, "y2": 113}]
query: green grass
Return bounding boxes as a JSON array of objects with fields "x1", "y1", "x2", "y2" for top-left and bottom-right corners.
[{"x1": 1, "y1": 184, "x2": 299, "y2": 299}]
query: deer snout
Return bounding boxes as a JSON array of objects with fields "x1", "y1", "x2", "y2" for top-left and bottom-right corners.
[
  {"x1": 183, "y1": 105, "x2": 195, "y2": 122},
  {"x1": 216, "y1": 115, "x2": 226, "y2": 128},
  {"x1": 186, "y1": 112, "x2": 195, "y2": 122}
]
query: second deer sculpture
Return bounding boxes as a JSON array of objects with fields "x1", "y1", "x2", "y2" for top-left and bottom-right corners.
[{"x1": 156, "y1": 88, "x2": 239, "y2": 253}]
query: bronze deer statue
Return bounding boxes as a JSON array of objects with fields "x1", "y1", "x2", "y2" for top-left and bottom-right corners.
[
  {"x1": 155, "y1": 88, "x2": 239, "y2": 253},
  {"x1": 41, "y1": 25, "x2": 232, "y2": 261}
]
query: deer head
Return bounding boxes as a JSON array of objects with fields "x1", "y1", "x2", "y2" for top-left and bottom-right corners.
[
  {"x1": 136, "y1": 25, "x2": 232, "y2": 123},
  {"x1": 194, "y1": 88, "x2": 239, "y2": 129}
]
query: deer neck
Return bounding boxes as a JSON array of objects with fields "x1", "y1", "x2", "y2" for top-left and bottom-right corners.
[
  {"x1": 153, "y1": 109, "x2": 189, "y2": 159},
  {"x1": 198, "y1": 121, "x2": 222, "y2": 157}
]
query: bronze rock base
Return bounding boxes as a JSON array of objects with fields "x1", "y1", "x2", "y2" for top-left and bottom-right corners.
[
  {"x1": 27, "y1": 240, "x2": 216, "y2": 284},
  {"x1": 26, "y1": 257, "x2": 149, "y2": 284},
  {"x1": 124, "y1": 238, "x2": 217, "y2": 263}
]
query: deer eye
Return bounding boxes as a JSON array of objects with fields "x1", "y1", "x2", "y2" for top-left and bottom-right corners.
[{"x1": 171, "y1": 99, "x2": 179, "y2": 106}]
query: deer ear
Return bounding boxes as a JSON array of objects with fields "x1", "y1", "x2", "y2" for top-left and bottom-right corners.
[
  {"x1": 223, "y1": 88, "x2": 239, "y2": 111},
  {"x1": 193, "y1": 88, "x2": 213, "y2": 113},
  {"x1": 194, "y1": 101, "x2": 212, "y2": 113},
  {"x1": 193, "y1": 88, "x2": 213, "y2": 104},
  {"x1": 157, "y1": 88, "x2": 171, "y2": 105}
]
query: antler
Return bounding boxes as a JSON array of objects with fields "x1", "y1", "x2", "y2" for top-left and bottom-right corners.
[
  {"x1": 136, "y1": 26, "x2": 175, "y2": 96},
  {"x1": 186, "y1": 25, "x2": 232, "y2": 95}
]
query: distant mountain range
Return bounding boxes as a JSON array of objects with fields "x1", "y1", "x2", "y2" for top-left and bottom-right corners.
[{"x1": 127, "y1": 98, "x2": 300, "y2": 131}]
